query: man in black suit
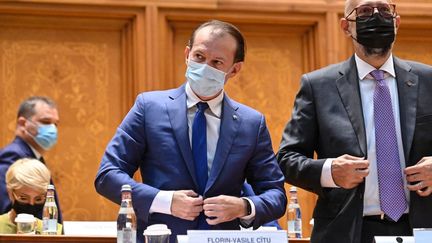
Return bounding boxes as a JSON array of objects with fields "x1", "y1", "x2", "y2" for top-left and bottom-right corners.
[
  {"x1": 277, "y1": 0, "x2": 432, "y2": 242},
  {"x1": 0, "y1": 96, "x2": 62, "y2": 223}
]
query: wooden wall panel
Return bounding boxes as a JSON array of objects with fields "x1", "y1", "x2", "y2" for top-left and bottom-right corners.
[
  {"x1": 0, "y1": 6, "x2": 143, "y2": 221},
  {"x1": 393, "y1": 16, "x2": 432, "y2": 66},
  {"x1": 1, "y1": 0, "x2": 432, "y2": 239}
]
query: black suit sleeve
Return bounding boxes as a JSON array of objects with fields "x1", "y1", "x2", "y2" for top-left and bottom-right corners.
[{"x1": 277, "y1": 74, "x2": 326, "y2": 197}]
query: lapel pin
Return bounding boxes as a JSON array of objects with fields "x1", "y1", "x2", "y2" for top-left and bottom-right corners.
[
  {"x1": 406, "y1": 80, "x2": 414, "y2": 87},
  {"x1": 233, "y1": 115, "x2": 238, "y2": 120}
]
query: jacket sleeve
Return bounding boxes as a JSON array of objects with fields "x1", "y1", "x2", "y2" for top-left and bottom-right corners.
[
  {"x1": 245, "y1": 115, "x2": 287, "y2": 229},
  {"x1": 94, "y1": 93, "x2": 159, "y2": 223},
  {"x1": 276, "y1": 74, "x2": 327, "y2": 197},
  {"x1": 0, "y1": 147, "x2": 25, "y2": 214}
]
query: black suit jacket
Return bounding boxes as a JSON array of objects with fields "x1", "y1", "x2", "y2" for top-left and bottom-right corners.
[
  {"x1": 0, "y1": 136, "x2": 63, "y2": 223},
  {"x1": 277, "y1": 56, "x2": 432, "y2": 243}
]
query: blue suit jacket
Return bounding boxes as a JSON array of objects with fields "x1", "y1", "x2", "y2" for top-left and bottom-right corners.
[
  {"x1": 95, "y1": 85, "x2": 286, "y2": 242},
  {"x1": 241, "y1": 183, "x2": 282, "y2": 229},
  {"x1": 0, "y1": 136, "x2": 63, "y2": 223}
]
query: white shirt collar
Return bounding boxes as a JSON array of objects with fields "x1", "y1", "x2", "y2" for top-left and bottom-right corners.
[
  {"x1": 354, "y1": 53, "x2": 395, "y2": 80},
  {"x1": 185, "y1": 82, "x2": 223, "y2": 118}
]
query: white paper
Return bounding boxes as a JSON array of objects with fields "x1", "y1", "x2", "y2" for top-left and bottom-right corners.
[
  {"x1": 414, "y1": 228, "x2": 432, "y2": 243},
  {"x1": 63, "y1": 221, "x2": 116, "y2": 236}
]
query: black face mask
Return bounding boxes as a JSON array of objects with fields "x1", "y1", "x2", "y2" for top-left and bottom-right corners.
[
  {"x1": 355, "y1": 12, "x2": 395, "y2": 49},
  {"x1": 12, "y1": 201, "x2": 44, "y2": 218}
]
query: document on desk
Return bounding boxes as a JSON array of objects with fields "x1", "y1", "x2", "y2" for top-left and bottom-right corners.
[
  {"x1": 414, "y1": 228, "x2": 432, "y2": 243},
  {"x1": 63, "y1": 221, "x2": 116, "y2": 236}
]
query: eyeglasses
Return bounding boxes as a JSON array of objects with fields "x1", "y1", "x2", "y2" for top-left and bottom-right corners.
[
  {"x1": 346, "y1": 3, "x2": 397, "y2": 21},
  {"x1": 13, "y1": 191, "x2": 46, "y2": 205}
]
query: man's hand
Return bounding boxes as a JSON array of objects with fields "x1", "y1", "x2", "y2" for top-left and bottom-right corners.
[
  {"x1": 171, "y1": 190, "x2": 203, "y2": 221},
  {"x1": 331, "y1": 154, "x2": 369, "y2": 189},
  {"x1": 203, "y1": 195, "x2": 246, "y2": 225},
  {"x1": 405, "y1": 156, "x2": 432, "y2": 197}
]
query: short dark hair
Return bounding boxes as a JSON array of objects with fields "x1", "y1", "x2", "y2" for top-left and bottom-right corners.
[
  {"x1": 187, "y1": 20, "x2": 246, "y2": 63},
  {"x1": 17, "y1": 96, "x2": 57, "y2": 119}
]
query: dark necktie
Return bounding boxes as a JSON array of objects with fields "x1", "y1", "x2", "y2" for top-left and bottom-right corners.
[
  {"x1": 371, "y1": 70, "x2": 407, "y2": 221},
  {"x1": 192, "y1": 102, "x2": 209, "y2": 194},
  {"x1": 192, "y1": 102, "x2": 209, "y2": 229}
]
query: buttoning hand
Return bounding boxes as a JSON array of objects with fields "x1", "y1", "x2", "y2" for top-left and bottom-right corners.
[
  {"x1": 331, "y1": 154, "x2": 369, "y2": 189},
  {"x1": 405, "y1": 156, "x2": 432, "y2": 196},
  {"x1": 203, "y1": 195, "x2": 246, "y2": 225},
  {"x1": 171, "y1": 190, "x2": 203, "y2": 221}
]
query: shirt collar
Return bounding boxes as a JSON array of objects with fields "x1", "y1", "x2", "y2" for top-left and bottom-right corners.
[
  {"x1": 28, "y1": 143, "x2": 42, "y2": 159},
  {"x1": 185, "y1": 82, "x2": 223, "y2": 118},
  {"x1": 354, "y1": 53, "x2": 395, "y2": 80}
]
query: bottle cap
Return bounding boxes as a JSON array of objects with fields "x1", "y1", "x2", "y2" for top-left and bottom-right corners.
[
  {"x1": 15, "y1": 213, "x2": 35, "y2": 223},
  {"x1": 47, "y1": 184, "x2": 55, "y2": 190},
  {"x1": 143, "y1": 224, "x2": 171, "y2": 236},
  {"x1": 289, "y1": 186, "x2": 297, "y2": 192},
  {"x1": 121, "y1": 184, "x2": 132, "y2": 192}
]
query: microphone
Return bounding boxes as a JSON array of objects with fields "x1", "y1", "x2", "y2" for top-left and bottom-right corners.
[{"x1": 396, "y1": 236, "x2": 403, "y2": 243}]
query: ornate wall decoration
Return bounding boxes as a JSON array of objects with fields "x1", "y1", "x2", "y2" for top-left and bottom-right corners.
[{"x1": 1, "y1": 35, "x2": 120, "y2": 220}]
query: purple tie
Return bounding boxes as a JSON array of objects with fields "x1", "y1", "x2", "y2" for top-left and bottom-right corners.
[{"x1": 371, "y1": 70, "x2": 407, "y2": 221}]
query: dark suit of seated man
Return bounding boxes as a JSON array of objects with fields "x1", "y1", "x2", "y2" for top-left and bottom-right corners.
[{"x1": 0, "y1": 96, "x2": 63, "y2": 223}]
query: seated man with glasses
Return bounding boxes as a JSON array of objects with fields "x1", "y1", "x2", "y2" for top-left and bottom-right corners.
[
  {"x1": 0, "y1": 158, "x2": 62, "y2": 234},
  {"x1": 278, "y1": 0, "x2": 432, "y2": 242}
]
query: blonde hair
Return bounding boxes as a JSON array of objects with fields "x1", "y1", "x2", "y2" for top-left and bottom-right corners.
[{"x1": 6, "y1": 158, "x2": 51, "y2": 193}]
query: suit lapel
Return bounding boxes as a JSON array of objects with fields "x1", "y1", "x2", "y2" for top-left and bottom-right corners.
[
  {"x1": 394, "y1": 57, "x2": 418, "y2": 165},
  {"x1": 336, "y1": 56, "x2": 367, "y2": 156},
  {"x1": 205, "y1": 96, "x2": 241, "y2": 192},
  {"x1": 14, "y1": 136, "x2": 37, "y2": 158},
  {"x1": 166, "y1": 86, "x2": 198, "y2": 188}
]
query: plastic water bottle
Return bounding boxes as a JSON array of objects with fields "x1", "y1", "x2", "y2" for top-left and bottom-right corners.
[
  {"x1": 117, "y1": 184, "x2": 137, "y2": 243},
  {"x1": 42, "y1": 184, "x2": 58, "y2": 235},
  {"x1": 287, "y1": 186, "x2": 302, "y2": 238}
]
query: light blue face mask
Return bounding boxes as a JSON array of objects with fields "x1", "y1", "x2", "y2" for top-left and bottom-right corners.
[
  {"x1": 27, "y1": 120, "x2": 58, "y2": 150},
  {"x1": 185, "y1": 60, "x2": 227, "y2": 97}
]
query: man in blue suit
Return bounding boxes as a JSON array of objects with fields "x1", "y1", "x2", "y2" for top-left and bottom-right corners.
[
  {"x1": 95, "y1": 20, "x2": 287, "y2": 242},
  {"x1": 0, "y1": 96, "x2": 63, "y2": 223}
]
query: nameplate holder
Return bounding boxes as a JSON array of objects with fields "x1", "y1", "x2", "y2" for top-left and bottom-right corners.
[
  {"x1": 374, "y1": 236, "x2": 414, "y2": 243},
  {"x1": 414, "y1": 228, "x2": 432, "y2": 243},
  {"x1": 187, "y1": 230, "x2": 287, "y2": 243}
]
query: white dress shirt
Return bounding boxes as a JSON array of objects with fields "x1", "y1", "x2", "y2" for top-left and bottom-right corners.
[
  {"x1": 320, "y1": 54, "x2": 409, "y2": 216},
  {"x1": 149, "y1": 83, "x2": 255, "y2": 221}
]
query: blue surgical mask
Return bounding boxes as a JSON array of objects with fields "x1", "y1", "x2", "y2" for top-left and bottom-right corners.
[
  {"x1": 185, "y1": 60, "x2": 227, "y2": 97},
  {"x1": 27, "y1": 121, "x2": 58, "y2": 150}
]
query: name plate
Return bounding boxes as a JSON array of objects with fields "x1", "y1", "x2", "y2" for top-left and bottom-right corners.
[
  {"x1": 187, "y1": 230, "x2": 287, "y2": 243},
  {"x1": 414, "y1": 228, "x2": 432, "y2": 243}
]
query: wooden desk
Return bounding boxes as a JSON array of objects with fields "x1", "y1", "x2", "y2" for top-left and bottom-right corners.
[
  {"x1": 289, "y1": 239, "x2": 310, "y2": 243},
  {"x1": 0, "y1": 234, "x2": 310, "y2": 243},
  {"x1": 0, "y1": 234, "x2": 116, "y2": 243},
  {"x1": 185, "y1": 238, "x2": 309, "y2": 243}
]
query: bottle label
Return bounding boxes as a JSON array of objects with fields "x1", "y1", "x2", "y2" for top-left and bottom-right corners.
[
  {"x1": 118, "y1": 207, "x2": 135, "y2": 214},
  {"x1": 117, "y1": 228, "x2": 136, "y2": 243},
  {"x1": 287, "y1": 219, "x2": 302, "y2": 238},
  {"x1": 43, "y1": 219, "x2": 57, "y2": 233}
]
